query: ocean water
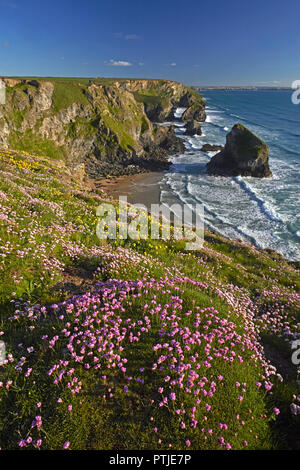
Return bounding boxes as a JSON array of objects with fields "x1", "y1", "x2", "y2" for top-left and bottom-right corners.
[{"x1": 159, "y1": 90, "x2": 300, "y2": 260}]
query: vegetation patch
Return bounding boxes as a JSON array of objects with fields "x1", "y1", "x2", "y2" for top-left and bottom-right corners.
[
  {"x1": 52, "y1": 82, "x2": 90, "y2": 113},
  {"x1": 8, "y1": 130, "x2": 67, "y2": 160},
  {"x1": 0, "y1": 148, "x2": 299, "y2": 450}
]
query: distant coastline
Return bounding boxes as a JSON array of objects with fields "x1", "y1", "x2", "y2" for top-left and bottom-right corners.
[{"x1": 192, "y1": 86, "x2": 291, "y2": 90}]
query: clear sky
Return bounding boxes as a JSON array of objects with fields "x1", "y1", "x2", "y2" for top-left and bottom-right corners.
[{"x1": 0, "y1": 0, "x2": 299, "y2": 86}]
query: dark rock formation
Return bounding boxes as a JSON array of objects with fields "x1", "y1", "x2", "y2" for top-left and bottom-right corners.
[
  {"x1": 201, "y1": 144, "x2": 224, "y2": 152},
  {"x1": 206, "y1": 124, "x2": 272, "y2": 177},
  {"x1": 184, "y1": 120, "x2": 202, "y2": 136},
  {"x1": 86, "y1": 124, "x2": 185, "y2": 178},
  {"x1": 141, "y1": 125, "x2": 185, "y2": 170},
  {"x1": 154, "y1": 125, "x2": 185, "y2": 153},
  {"x1": 182, "y1": 102, "x2": 206, "y2": 123}
]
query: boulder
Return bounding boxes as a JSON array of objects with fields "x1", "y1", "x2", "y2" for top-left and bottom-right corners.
[
  {"x1": 184, "y1": 120, "x2": 202, "y2": 136},
  {"x1": 206, "y1": 124, "x2": 272, "y2": 177},
  {"x1": 201, "y1": 144, "x2": 224, "y2": 152}
]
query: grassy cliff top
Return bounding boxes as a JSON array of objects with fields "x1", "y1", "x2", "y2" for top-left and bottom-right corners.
[
  {"x1": 0, "y1": 148, "x2": 299, "y2": 450},
  {"x1": 2, "y1": 76, "x2": 192, "y2": 84},
  {"x1": 2, "y1": 76, "x2": 205, "y2": 108},
  {"x1": 1, "y1": 77, "x2": 205, "y2": 173}
]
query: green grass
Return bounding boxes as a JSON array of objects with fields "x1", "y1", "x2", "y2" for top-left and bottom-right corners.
[
  {"x1": 52, "y1": 81, "x2": 90, "y2": 113},
  {"x1": 66, "y1": 118, "x2": 97, "y2": 139},
  {"x1": 0, "y1": 148, "x2": 299, "y2": 450},
  {"x1": 133, "y1": 91, "x2": 170, "y2": 111},
  {"x1": 8, "y1": 129, "x2": 67, "y2": 160}
]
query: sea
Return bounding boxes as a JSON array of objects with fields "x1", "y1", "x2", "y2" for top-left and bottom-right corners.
[{"x1": 158, "y1": 89, "x2": 300, "y2": 261}]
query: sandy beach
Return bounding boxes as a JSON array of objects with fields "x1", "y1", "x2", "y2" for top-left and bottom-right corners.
[{"x1": 91, "y1": 171, "x2": 165, "y2": 210}]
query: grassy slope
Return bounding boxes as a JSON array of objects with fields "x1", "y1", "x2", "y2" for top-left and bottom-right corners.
[{"x1": 0, "y1": 149, "x2": 299, "y2": 450}]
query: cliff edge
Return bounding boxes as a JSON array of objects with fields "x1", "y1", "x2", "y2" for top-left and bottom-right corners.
[{"x1": 0, "y1": 77, "x2": 206, "y2": 177}]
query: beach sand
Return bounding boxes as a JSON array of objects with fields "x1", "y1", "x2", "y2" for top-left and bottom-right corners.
[{"x1": 91, "y1": 172, "x2": 165, "y2": 210}]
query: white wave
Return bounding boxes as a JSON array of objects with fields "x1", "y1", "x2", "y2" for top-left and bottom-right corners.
[
  {"x1": 158, "y1": 121, "x2": 174, "y2": 127},
  {"x1": 191, "y1": 143, "x2": 202, "y2": 150},
  {"x1": 206, "y1": 109, "x2": 224, "y2": 113},
  {"x1": 174, "y1": 107, "x2": 187, "y2": 118},
  {"x1": 234, "y1": 177, "x2": 282, "y2": 223},
  {"x1": 163, "y1": 174, "x2": 256, "y2": 244},
  {"x1": 207, "y1": 151, "x2": 218, "y2": 157},
  {"x1": 159, "y1": 92, "x2": 300, "y2": 261}
]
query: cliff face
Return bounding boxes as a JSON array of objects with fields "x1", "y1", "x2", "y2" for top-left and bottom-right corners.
[{"x1": 0, "y1": 78, "x2": 206, "y2": 177}]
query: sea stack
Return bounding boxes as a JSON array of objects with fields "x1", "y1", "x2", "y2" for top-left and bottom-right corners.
[
  {"x1": 206, "y1": 124, "x2": 272, "y2": 177},
  {"x1": 184, "y1": 119, "x2": 202, "y2": 136}
]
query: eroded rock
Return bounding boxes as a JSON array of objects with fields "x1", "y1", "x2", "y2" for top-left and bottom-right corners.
[{"x1": 206, "y1": 124, "x2": 272, "y2": 177}]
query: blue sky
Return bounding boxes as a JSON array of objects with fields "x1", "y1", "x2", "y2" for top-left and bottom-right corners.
[{"x1": 0, "y1": 0, "x2": 299, "y2": 85}]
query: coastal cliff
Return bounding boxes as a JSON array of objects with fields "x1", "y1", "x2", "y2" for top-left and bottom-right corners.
[{"x1": 0, "y1": 78, "x2": 206, "y2": 177}]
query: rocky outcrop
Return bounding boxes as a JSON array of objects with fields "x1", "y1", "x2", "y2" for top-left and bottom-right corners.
[
  {"x1": 0, "y1": 78, "x2": 205, "y2": 177},
  {"x1": 1, "y1": 78, "x2": 22, "y2": 88},
  {"x1": 122, "y1": 79, "x2": 205, "y2": 123},
  {"x1": 142, "y1": 124, "x2": 185, "y2": 164},
  {"x1": 86, "y1": 124, "x2": 185, "y2": 178},
  {"x1": 181, "y1": 102, "x2": 206, "y2": 123},
  {"x1": 206, "y1": 124, "x2": 272, "y2": 177},
  {"x1": 184, "y1": 120, "x2": 202, "y2": 136},
  {"x1": 201, "y1": 144, "x2": 224, "y2": 152}
]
